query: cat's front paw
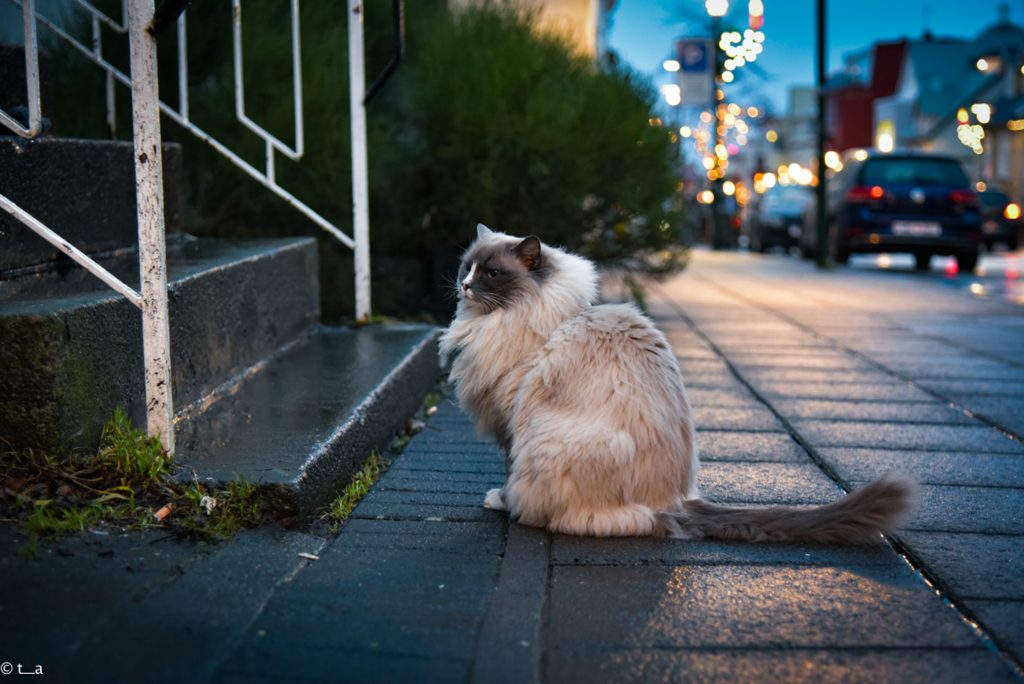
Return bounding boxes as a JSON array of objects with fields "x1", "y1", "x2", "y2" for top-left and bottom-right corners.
[{"x1": 484, "y1": 488, "x2": 507, "y2": 511}]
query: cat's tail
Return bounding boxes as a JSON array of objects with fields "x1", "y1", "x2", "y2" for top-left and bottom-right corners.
[{"x1": 656, "y1": 476, "x2": 912, "y2": 545}]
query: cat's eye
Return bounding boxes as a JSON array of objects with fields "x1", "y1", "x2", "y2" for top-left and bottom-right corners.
[{"x1": 486, "y1": 269, "x2": 499, "y2": 278}]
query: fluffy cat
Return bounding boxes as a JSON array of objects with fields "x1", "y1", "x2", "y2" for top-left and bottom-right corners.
[{"x1": 439, "y1": 224, "x2": 910, "y2": 542}]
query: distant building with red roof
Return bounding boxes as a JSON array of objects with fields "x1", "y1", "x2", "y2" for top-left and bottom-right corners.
[
  {"x1": 826, "y1": 40, "x2": 906, "y2": 153},
  {"x1": 871, "y1": 15, "x2": 1024, "y2": 196}
]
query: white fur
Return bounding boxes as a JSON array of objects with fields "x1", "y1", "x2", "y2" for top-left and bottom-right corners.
[
  {"x1": 440, "y1": 230, "x2": 698, "y2": 537},
  {"x1": 441, "y1": 230, "x2": 910, "y2": 544},
  {"x1": 461, "y1": 262, "x2": 478, "y2": 294}
]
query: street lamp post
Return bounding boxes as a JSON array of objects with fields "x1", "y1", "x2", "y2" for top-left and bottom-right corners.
[
  {"x1": 814, "y1": 0, "x2": 829, "y2": 268},
  {"x1": 706, "y1": 0, "x2": 728, "y2": 249}
]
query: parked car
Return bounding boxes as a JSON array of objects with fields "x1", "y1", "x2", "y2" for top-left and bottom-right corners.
[
  {"x1": 692, "y1": 193, "x2": 741, "y2": 247},
  {"x1": 979, "y1": 189, "x2": 1022, "y2": 251},
  {"x1": 799, "y1": 151, "x2": 983, "y2": 272},
  {"x1": 749, "y1": 185, "x2": 813, "y2": 252}
]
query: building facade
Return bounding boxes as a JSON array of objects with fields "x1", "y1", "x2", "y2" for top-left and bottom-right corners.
[
  {"x1": 448, "y1": 0, "x2": 617, "y2": 60},
  {"x1": 870, "y1": 18, "x2": 1024, "y2": 196}
]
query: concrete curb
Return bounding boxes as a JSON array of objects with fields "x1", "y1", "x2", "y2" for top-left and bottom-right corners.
[
  {"x1": 293, "y1": 326, "x2": 442, "y2": 520},
  {"x1": 471, "y1": 524, "x2": 550, "y2": 684}
]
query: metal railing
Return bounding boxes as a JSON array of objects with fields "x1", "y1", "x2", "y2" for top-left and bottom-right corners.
[
  {"x1": 1, "y1": 0, "x2": 174, "y2": 452},
  {"x1": 0, "y1": 0, "x2": 41, "y2": 137},
  {"x1": 7, "y1": 0, "x2": 364, "y2": 250},
  {"x1": 0, "y1": 0, "x2": 377, "y2": 453}
]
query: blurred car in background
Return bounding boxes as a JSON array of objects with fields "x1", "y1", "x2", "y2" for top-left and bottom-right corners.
[
  {"x1": 979, "y1": 189, "x2": 1021, "y2": 251},
  {"x1": 800, "y1": 151, "x2": 983, "y2": 272},
  {"x1": 692, "y1": 192, "x2": 741, "y2": 247},
  {"x1": 749, "y1": 185, "x2": 813, "y2": 252}
]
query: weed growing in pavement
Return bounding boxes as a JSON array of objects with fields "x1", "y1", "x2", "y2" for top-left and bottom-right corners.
[
  {"x1": 318, "y1": 379, "x2": 453, "y2": 534},
  {"x1": 422, "y1": 386, "x2": 445, "y2": 412},
  {"x1": 96, "y1": 409, "x2": 174, "y2": 487},
  {"x1": 323, "y1": 453, "x2": 382, "y2": 533},
  {"x1": 1, "y1": 408, "x2": 278, "y2": 555},
  {"x1": 174, "y1": 477, "x2": 278, "y2": 541},
  {"x1": 1, "y1": 379, "x2": 458, "y2": 550}
]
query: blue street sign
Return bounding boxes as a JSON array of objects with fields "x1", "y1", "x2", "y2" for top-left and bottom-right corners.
[
  {"x1": 677, "y1": 40, "x2": 708, "y2": 73},
  {"x1": 675, "y1": 38, "x2": 712, "y2": 106}
]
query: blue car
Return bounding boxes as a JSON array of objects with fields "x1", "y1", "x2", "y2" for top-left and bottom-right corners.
[{"x1": 801, "y1": 152, "x2": 983, "y2": 272}]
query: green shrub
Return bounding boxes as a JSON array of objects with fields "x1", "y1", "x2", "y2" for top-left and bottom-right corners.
[
  {"x1": 49, "y1": 0, "x2": 686, "y2": 319},
  {"x1": 403, "y1": 3, "x2": 685, "y2": 272}
]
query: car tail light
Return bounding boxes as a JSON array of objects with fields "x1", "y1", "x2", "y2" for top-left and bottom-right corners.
[
  {"x1": 950, "y1": 189, "x2": 979, "y2": 208},
  {"x1": 1005, "y1": 202, "x2": 1022, "y2": 220},
  {"x1": 847, "y1": 185, "x2": 885, "y2": 203},
  {"x1": 843, "y1": 226, "x2": 866, "y2": 239}
]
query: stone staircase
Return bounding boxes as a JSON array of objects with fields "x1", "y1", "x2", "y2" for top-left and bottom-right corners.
[{"x1": 0, "y1": 133, "x2": 439, "y2": 521}]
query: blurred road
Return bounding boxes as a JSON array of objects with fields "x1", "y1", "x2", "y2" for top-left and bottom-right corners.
[{"x1": 847, "y1": 249, "x2": 1024, "y2": 307}]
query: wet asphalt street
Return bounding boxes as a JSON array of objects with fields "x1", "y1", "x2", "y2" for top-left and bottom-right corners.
[{"x1": 839, "y1": 248, "x2": 1023, "y2": 307}]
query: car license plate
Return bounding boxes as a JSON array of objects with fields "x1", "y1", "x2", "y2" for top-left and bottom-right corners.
[
  {"x1": 892, "y1": 221, "x2": 941, "y2": 236},
  {"x1": 982, "y1": 220, "x2": 999, "y2": 234}
]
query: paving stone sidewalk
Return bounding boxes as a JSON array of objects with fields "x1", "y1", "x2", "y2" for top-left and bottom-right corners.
[{"x1": 2, "y1": 251, "x2": 1022, "y2": 683}]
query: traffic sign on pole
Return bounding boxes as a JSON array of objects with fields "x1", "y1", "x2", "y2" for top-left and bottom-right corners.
[{"x1": 676, "y1": 39, "x2": 712, "y2": 106}]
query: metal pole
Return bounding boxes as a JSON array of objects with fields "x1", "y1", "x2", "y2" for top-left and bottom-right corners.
[
  {"x1": 0, "y1": 0, "x2": 42, "y2": 139},
  {"x1": 710, "y1": 16, "x2": 727, "y2": 250},
  {"x1": 815, "y1": 0, "x2": 829, "y2": 268},
  {"x1": 22, "y1": 0, "x2": 41, "y2": 137},
  {"x1": 0, "y1": 192, "x2": 143, "y2": 308},
  {"x1": 127, "y1": 0, "x2": 175, "y2": 453},
  {"x1": 349, "y1": 0, "x2": 372, "y2": 322}
]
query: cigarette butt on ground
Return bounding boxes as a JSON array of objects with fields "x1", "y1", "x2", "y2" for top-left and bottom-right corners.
[
  {"x1": 298, "y1": 552, "x2": 319, "y2": 561},
  {"x1": 153, "y1": 503, "x2": 174, "y2": 522}
]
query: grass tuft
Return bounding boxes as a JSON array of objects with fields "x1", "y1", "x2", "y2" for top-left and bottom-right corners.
[
  {"x1": 96, "y1": 408, "x2": 172, "y2": 486},
  {"x1": 317, "y1": 379, "x2": 453, "y2": 535},
  {"x1": 175, "y1": 477, "x2": 271, "y2": 541},
  {"x1": 1, "y1": 409, "x2": 277, "y2": 553},
  {"x1": 323, "y1": 453, "x2": 382, "y2": 533}
]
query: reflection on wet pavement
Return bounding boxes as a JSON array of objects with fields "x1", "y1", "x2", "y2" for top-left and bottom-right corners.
[{"x1": 847, "y1": 251, "x2": 1024, "y2": 306}]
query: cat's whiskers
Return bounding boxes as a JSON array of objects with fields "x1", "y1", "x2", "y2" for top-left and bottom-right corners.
[
  {"x1": 440, "y1": 272, "x2": 461, "y2": 303},
  {"x1": 471, "y1": 290, "x2": 505, "y2": 312}
]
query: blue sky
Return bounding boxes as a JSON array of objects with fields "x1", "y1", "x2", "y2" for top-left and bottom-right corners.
[{"x1": 607, "y1": 0, "x2": 1021, "y2": 115}]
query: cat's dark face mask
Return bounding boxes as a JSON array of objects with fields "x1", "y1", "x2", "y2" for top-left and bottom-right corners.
[{"x1": 457, "y1": 236, "x2": 546, "y2": 313}]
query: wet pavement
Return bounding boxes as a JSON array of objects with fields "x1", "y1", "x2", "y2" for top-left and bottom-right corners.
[
  {"x1": 647, "y1": 249, "x2": 1024, "y2": 677},
  {"x1": 1, "y1": 249, "x2": 1022, "y2": 682},
  {"x1": 848, "y1": 248, "x2": 1024, "y2": 307}
]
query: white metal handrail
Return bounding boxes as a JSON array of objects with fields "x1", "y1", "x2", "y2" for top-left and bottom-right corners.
[
  {"x1": 0, "y1": 0, "x2": 377, "y2": 450},
  {"x1": 0, "y1": 0, "x2": 174, "y2": 453},
  {"x1": 348, "y1": 0, "x2": 371, "y2": 321},
  {"x1": 0, "y1": 193, "x2": 142, "y2": 308},
  {"x1": 72, "y1": 0, "x2": 127, "y2": 32},
  {"x1": 0, "y1": 0, "x2": 41, "y2": 137},
  {"x1": 126, "y1": 0, "x2": 174, "y2": 456},
  {"x1": 6, "y1": 0, "x2": 361, "y2": 252},
  {"x1": 233, "y1": 0, "x2": 305, "y2": 164}
]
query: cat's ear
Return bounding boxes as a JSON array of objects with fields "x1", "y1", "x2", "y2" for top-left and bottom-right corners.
[
  {"x1": 476, "y1": 223, "x2": 495, "y2": 240},
  {"x1": 512, "y1": 236, "x2": 542, "y2": 271}
]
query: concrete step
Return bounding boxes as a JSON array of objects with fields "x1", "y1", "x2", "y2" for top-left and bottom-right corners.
[
  {"x1": 175, "y1": 324, "x2": 441, "y2": 522},
  {"x1": 0, "y1": 136, "x2": 183, "y2": 274},
  {"x1": 0, "y1": 236, "x2": 319, "y2": 452}
]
